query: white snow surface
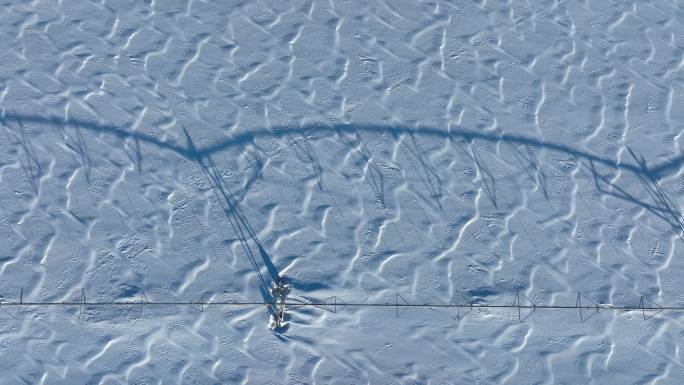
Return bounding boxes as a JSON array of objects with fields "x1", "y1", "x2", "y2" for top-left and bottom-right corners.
[{"x1": 1, "y1": 0, "x2": 684, "y2": 383}]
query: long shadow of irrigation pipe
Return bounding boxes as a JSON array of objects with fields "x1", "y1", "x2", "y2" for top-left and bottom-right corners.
[
  {"x1": 2, "y1": 113, "x2": 682, "y2": 180},
  {"x1": 3, "y1": 113, "x2": 684, "y2": 286}
]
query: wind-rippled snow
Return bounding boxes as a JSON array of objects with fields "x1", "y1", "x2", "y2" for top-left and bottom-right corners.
[{"x1": 1, "y1": 0, "x2": 684, "y2": 383}]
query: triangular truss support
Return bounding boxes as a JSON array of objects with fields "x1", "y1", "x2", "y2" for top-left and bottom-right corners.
[
  {"x1": 395, "y1": 293, "x2": 409, "y2": 319},
  {"x1": 512, "y1": 289, "x2": 536, "y2": 322},
  {"x1": 139, "y1": 290, "x2": 150, "y2": 318},
  {"x1": 576, "y1": 292, "x2": 599, "y2": 323},
  {"x1": 0, "y1": 295, "x2": 17, "y2": 321},
  {"x1": 79, "y1": 289, "x2": 86, "y2": 318},
  {"x1": 639, "y1": 296, "x2": 663, "y2": 320},
  {"x1": 285, "y1": 296, "x2": 337, "y2": 313}
]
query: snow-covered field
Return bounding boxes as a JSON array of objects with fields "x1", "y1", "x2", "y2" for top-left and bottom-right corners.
[{"x1": 1, "y1": 0, "x2": 684, "y2": 383}]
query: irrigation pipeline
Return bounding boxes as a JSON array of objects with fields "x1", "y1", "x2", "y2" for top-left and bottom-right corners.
[
  {"x1": 0, "y1": 291, "x2": 673, "y2": 323},
  {"x1": 0, "y1": 301, "x2": 674, "y2": 311}
]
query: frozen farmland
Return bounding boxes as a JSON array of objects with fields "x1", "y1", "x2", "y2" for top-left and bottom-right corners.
[{"x1": 1, "y1": 1, "x2": 684, "y2": 384}]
